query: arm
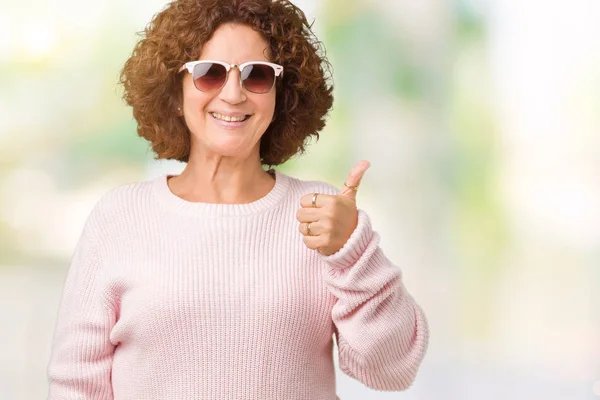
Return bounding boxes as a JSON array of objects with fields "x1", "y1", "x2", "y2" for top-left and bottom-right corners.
[
  {"x1": 320, "y1": 210, "x2": 429, "y2": 391},
  {"x1": 47, "y1": 207, "x2": 116, "y2": 399}
]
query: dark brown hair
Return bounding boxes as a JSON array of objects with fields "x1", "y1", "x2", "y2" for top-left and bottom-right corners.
[{"x1": 119, "y1": 0, "x2": 334, "y2": 166}]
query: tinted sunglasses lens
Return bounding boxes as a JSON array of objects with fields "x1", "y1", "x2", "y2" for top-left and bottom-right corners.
[
  {"x1": 241, "y1": 64, "x2": 276, "y2": 93},
  {"x1": 193, "y1": 63, "x2": 227, "y2": 91}
]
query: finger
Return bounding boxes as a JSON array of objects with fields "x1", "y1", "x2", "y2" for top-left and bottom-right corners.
[
  {"x1": 300, "y1": 192, "x2": 334, "y2": 208},
  {"x1": 340, "y1": 160, "x2": 370, "y2": 199},
  {"x1": 302, "y1": 235, "x2": 322, "y2": 250},
  {"x1": 298, "y1": 221, "x2": 323, "y2": 236},
  {"x1": 296, "y1": 207, "x2": 321, "y2": 223}
]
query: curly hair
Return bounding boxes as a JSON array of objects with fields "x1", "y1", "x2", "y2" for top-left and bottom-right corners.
[{"x1": 119, "y1": 0, "x2": 334, "y2": 166}]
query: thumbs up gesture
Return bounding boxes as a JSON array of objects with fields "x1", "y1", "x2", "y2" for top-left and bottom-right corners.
[{"x1": 297, "y1": 160, "x2": 371, "y2": 256}]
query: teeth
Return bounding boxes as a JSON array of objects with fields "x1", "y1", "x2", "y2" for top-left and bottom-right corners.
[{"x1": 210, "y1": 112, "x2": 247, "y2": 122}]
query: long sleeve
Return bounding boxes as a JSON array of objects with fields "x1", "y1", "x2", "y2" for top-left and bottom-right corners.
[
  {"x1": 320, "y1": 209, "x2": 429, "y2": 391},
  {"x1": 47, "y1": 206, "x2": 116, "y2": 399}
]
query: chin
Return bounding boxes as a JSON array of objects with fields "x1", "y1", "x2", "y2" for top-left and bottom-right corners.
[
  {"x1": 205, "y1": 140, "x2": 254, "y2": 158},
  {"x1": 191, "y1": 126, "x2": 262, "y2": 158}
]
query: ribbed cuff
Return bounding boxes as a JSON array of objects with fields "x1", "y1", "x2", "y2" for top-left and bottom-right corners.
[{"x1": 319, "y1": 209, "x2": 373, "y2": 269}]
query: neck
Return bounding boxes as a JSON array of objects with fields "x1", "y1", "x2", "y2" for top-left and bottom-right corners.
[{"x1": 167, "y1": 152, "x2": 275, "y2": 205}]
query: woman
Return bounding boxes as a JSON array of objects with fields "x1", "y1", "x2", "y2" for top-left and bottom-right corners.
[{"x1": 47, "y1": 0, "x2": 429, "y2": 399}]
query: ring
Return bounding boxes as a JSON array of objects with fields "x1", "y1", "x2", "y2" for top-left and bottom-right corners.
[
  {"x1": 312, "y1": 193, "x2": 318, "y2": 208},
  {"x1": 344, "y1": 182, "x2": 359, "y2": 191},
  {"x1": 306, "y1": 222, "x2": 312, "y2": 236}
]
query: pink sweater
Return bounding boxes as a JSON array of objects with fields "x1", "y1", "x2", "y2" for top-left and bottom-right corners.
[{"x1": 47, "y1": 169, "x2": 429, "y2": 400}]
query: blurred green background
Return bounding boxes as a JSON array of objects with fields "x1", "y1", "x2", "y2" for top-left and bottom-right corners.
[{"x1": 1, "y1": 0, "x2": 599, "y2": 398}]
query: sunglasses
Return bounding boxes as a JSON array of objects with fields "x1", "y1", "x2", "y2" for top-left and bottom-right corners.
[{"x1": 178, "y1": 60, "x2": 284, "y2": 94}]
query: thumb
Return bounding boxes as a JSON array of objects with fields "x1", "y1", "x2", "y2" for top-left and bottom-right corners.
[{"x1": 339, "y1": 160, "x2": 370, "y2": 199}]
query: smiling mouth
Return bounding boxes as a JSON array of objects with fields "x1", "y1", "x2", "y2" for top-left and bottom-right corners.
[{"x1": 209, "y1": 112, "x2": 251, "y2": 122}]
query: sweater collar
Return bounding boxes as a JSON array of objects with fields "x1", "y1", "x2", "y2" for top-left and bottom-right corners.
[{"x1": 152, "y1": 169, "x2": 290, "y2": 218}]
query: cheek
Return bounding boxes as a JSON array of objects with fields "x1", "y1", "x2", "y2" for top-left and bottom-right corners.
[
  {"x1": 257, "y1": 95, "x2": 276, "y2": 121},
  {"x1": 182, "y1": 76, "x2": 211, "y2": 110},
  {"x1": 182, "y1": 93, "x2": 214, "y2": 126}
]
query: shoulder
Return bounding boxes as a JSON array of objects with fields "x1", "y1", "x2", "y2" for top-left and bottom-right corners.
[
  {"x1": 98, "y1": 178, "x2": 154, "y2": 212},
  {"x1": 84, "y1": 177, "x2": 157, "y2": 230}
]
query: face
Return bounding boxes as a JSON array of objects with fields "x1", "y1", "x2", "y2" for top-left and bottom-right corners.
[{"x1": 180, "y1": 23, "x2": 276, "y2": 162}]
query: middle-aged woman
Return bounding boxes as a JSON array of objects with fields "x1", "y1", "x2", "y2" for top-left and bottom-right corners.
[{"x1": 47, "y1": 0, "x2": 429, "y2": 399}]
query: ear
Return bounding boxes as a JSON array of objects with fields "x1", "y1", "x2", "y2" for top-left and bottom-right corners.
[{"x1": 175, "y1": 91, "x2": 184, "y2": 117}]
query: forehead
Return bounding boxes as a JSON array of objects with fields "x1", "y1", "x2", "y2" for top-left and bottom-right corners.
[{"x1": 199, "y1": 23, "x2": 271, "y2": 62}]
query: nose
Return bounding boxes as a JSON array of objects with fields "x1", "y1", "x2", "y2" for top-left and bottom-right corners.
[{"x1": 218, "y1": 67, "x2": 246, "y2": 105}]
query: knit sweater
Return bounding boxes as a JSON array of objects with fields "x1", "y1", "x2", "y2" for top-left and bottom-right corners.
[{"x1": 47, "y1": 169, "x2": 429, "y2": 400}]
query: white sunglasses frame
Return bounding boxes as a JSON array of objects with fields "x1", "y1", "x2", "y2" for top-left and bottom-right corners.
[{"x1": 178, "y1": 60, "x2": 284, "y2": 93}]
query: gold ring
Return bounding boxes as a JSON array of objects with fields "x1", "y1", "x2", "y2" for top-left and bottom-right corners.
[
  {"x1": 344, "y1": 182, "x2": 359, "y2": 191},
  {"x1": 306, "y1": 222, "x2": 312, "y2": 236},
  {"x1": 312, "y1": 193, "x2": 318, "y2": 208}
]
